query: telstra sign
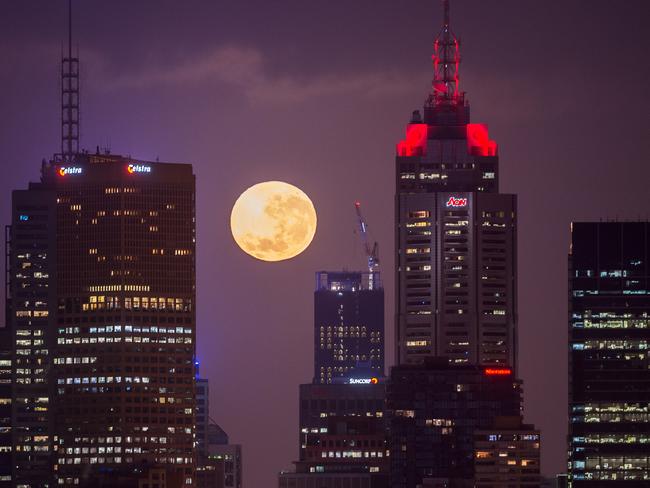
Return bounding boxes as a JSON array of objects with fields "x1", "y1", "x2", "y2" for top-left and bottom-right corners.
[
  {"x1": 58, "y1": 166, "x2": 83, "y2": 176},
  {"x1": 127, "y1": 163, "x2": 152, "y2": 174}
]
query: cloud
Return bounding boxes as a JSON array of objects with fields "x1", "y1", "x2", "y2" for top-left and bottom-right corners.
[{"x1": 90, "y1": 45, "x2": 414, "y2": 105}]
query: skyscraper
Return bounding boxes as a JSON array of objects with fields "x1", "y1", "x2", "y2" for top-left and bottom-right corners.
[
  {"x1": 0, "y1": 327, "x2": 13, "y2": 485},
  {"x1": 473, "y1": 416, "x2": 541, "y2": 487},
  {"x1": 10, "y1": 152, "x2": 197, "y2": 486},
  {"x1": 568, "y1": 222, "x2": 650, "y2": 485},
  {"x1": 279, "y1": 267, "x2": 387, "y2": 486},
  {"x1": 9, "y1": 186, "x2": 57, "y2": 486},
  {"x1": 395, "y1": 0, "x2": 517, "y2": 370},
  {"x1": 386, "y1": 3, "x2": 539, "y2": 487},
  {"x1": 387, "y1": 361, "x2": 521, "y2": 487},
  {"x1": 314, "y1": 271, "x2": 384, "y2": 384}
]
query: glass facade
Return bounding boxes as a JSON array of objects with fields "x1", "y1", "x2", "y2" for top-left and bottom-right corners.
[
  {"x1": 569, "y1": 222, "x2": 650, "y2": 485},
  {"x1": 314, "y1": 272, "x2": 384, "y2": 384},
  {"x1": 387, "y1": 361, "x2": 521, "y2": 487},
  {"x1": 10, "y1": 153, "x2": 197, "y2": 487}
]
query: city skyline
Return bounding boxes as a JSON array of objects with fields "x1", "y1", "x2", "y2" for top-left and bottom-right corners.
[{"x1": 1, "y1": 1, "x2": 649, "y2": 487}]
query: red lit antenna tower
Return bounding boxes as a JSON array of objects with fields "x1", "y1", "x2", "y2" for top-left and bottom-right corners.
[
  {"x1": 61, "y1": 0, "x2": 79, "y2": 161},
  {"x1": 354, "y1": 201, "x2": 380, "y2": 274},
  {"x1": 427, "y1": 0, "x2": 463, "y2": 108}
]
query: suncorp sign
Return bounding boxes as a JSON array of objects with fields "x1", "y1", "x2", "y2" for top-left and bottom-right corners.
[
  {"x1": 446, "y1": 196, "x2": 467, "y2": 207},
  {"x1": 127, "y1": 163, "x2": 152, "y2": 174},
  {"x1": 348, "y1": 377, "x2": 379, "y2": 385}
]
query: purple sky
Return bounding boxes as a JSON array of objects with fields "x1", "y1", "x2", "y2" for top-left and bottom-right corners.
[{"x1": 1, "y1": 1, "x2": 649, "y2": 486}]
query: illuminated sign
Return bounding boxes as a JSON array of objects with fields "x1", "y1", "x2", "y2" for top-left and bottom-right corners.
[
  {"x1": 446, "y1": 196, "x2": 467, "y2": 207},
  {"x1": 127, "y1": 163, "x2": 152, "y2": 174},
  {"x1": 484, "y1": 368, "x2": 512, "y2": 376},
  {"x1": 58, "y1": 166, "x2": 83, "y2": 176},
  {"x1": 19, "y1": 215, "x2": 29, "y2": 221},
  {"x1": 349, "y1": 377, "x2": 379, "y2": 385}
]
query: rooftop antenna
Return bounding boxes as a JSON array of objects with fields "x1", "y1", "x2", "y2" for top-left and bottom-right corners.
[
  {"x1": 61, "y1": 0, "x2": 79, "y2": 161},
  {"x1": 427, "y1": 0, "x2": 463, "y2": 108}
]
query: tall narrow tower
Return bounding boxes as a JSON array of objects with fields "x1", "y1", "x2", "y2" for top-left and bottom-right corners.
[
  {"x1": 61, "y1": 0, "x2": 79, "y2": 161},
  {"x1": 395, "y1": 0, "x2": 517, "y2": 370}
]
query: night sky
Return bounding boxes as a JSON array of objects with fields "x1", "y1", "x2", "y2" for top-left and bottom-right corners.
[{"x1": 1, "y1": 1, "x2": 649, "y2": 486}]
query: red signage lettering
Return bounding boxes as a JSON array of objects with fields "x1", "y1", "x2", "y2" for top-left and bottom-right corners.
[
  {"x1": 446, "y1": 196, "x2": 467, "y2": 207},
  {"x1": 484, "y1": 368, "x2": 512, "y2": 376}
]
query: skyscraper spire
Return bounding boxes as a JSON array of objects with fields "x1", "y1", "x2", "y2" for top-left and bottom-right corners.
[
  {"x1": 61, "y1": 0, "x2": 79, "y2": 161},
  {"x1": 427, "y1": 0, "x2": 462, "y2": 108}
]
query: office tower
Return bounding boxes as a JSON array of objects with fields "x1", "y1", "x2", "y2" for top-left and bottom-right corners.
[
  {"x1": 387, "y1": 3, "x2": 538, "y2": 486},
  {"x1": 568, "y1": 222, "x2": 650, "y2": 485},
  {"x1": 387, "y1": 360, "x2": 521, "y2": 487},
  {"x1": 279, "y1": 269, "x2": 387, "y2": 486},
  {"x1": 196, "y1": 375, "x2": 210, "y2": 458},
  {"x1": 206, "y1": 425, "x2": 242, "y2": 488},
  {"x1": 394, "y1": 0, "x2": 516, "y2": 370},
  {"x1": 473, "y1": 416, "x2": 541, "y2": 487},
  {"x1": 0, "y1": 327, "x2": 12, "y2": 485},
  {"x1": 295, "y1": 382, "x2": 387, "y2": 471},
  {"x1": 314, "y1": 271, "x2": 384, "y2": 384},
  {"x1": 10, "y1": 153, "x2": 197, "y2": 486},
  {"x1": 9, "y1": 187, "x2": 57, "y2": 486}
]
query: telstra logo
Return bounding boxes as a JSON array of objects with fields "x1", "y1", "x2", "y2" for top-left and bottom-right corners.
[
  {"x1": 127, "y1": 163, "x2": 152, "y2": 174},
  {"x1": 446, "y1": 196, "x2": 467, "y2": 207},
  {"x1": 58, "y1": 166, "x2": 83, "y2": 176}
]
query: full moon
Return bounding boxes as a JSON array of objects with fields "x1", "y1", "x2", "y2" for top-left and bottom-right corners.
[{"x1": 230, "y1": 181, "x2": 317, "y2": 262}]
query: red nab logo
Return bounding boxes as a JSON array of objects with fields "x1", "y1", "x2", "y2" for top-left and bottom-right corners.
[{"x1": 446, "y1": 196, "x2": 467, "y2": 207}]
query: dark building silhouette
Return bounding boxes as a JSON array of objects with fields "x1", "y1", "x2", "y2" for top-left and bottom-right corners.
[
  {"x1": 387, "y1": 360, "x2": 521, "y2": 487},
  {"x1": 9, "y1": 153, "x2": 196, "y2": 486},
  {"x1": 9, "y1": 186, "x2": 57, "y2": 486},
  {"x1": 394, "y1": 0, "x2": 516, "y2": 371},
  {"x1": 0, "y1": 327, "x2": 11, "y2": 485},
  {"x1": 314, "y1": 271, "x2": 384, "y2": 384},
  {"x1": 196, "y1": 374, "x2": 210, "y2": 458},
  {"x1": 568, "y1": 222, "x2": 650, "y2": 485},
  {"x1": 206, "y1": 425, "x2": 242, "y2": 488},
  {"x1": 279, "y1": 270, "x2": 388, "y2": 486},
  {"x1": 473, "y1": 416, "x2": 540, "y2": 487},
  {"x1": 296, "y1": 383, "x2": 387, "y2": 474}
]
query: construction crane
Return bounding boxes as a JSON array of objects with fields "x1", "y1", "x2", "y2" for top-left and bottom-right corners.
[{"x1": 354, "y1": 201, "x2": 380, "y2": 274}]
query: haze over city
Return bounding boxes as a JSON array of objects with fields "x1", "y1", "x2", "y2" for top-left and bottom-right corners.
[{"x1": 0, "y1": 1, "x2": 649, "y2": 487}]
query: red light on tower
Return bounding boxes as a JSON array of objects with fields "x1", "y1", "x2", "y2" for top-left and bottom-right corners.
[
  {"x1": 484, "y1": 367, "x2": 512, "y2": 376},
  {"x1": 396, "y1": 124, "x2": 427, "y2": 157},
  {"x1": 467, "y1": 124, "x2": 498, "y2": 157}
]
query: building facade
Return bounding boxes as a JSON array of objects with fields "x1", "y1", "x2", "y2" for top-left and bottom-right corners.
[
  {"x1": 296, "y1": 383, "x2": 387, "y2": 477},
  {"x1": 568, "y1": 222, "x2": 650, "y2": 485},
  {"x1": 387, "y1": 361, "x2": 521, "y2": 488},
  {"x1": 10, "y1": 153, "x2": 197, "y2": 486},
  {"x1": 473, "y1": 416, "x2": 540, "y2": 487},
  {"x1": 394, "y1": 3, "x2": 516, "y2": 371},
  {"x1": 0, "y1": 327, "x2": 12, "y2": 486},
  {"x1": 9, "y1": 187, "x2": 57, "y2": 486},
  {"x1": 196, "y1": 376, "x2": 210, "y2": 458},
  {"x1": 314, "y1": 271, "x2": 384, "y2": 384}
]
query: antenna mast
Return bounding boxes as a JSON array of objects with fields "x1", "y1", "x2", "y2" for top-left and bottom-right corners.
[
  {"x1": 427, "y1": 0, "x2": 462, "y2": 108},
  {"x1": 61, "y1": 0, "x2": 79, "y2": 161}
]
